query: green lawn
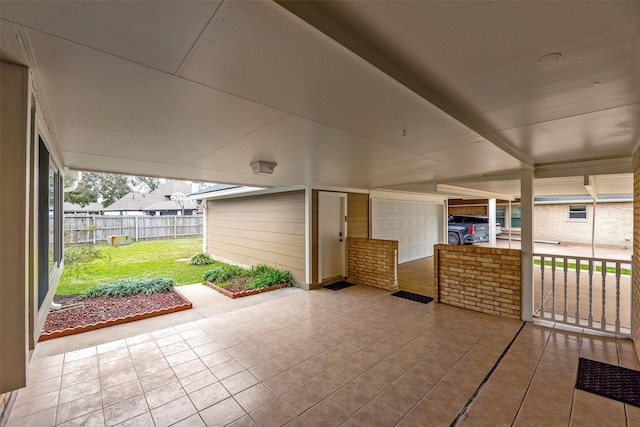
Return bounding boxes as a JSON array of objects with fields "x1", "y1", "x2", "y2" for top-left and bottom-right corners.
[
  {"x1": 57, "y1": 238, "x2": 218, "y2": 295},
  {"x1": 533, "y1": 258, "x2": 631, "y2": 276}
]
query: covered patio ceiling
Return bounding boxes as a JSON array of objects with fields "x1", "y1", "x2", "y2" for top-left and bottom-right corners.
[{"x1": 1, "y1": 1, "x2": 638, "y2": 196}]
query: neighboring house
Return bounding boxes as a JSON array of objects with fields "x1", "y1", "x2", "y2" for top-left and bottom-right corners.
[
  {"x1": 63, "y1": 202, "x2": 104, "y2": 215},
  {"x1": 103, "y1": 180, "x2": 199, "y2": 216},
  {"x1": 194, "y1": 185, "x2": 446, "y2": 288},
  {"x1": 448, "y1": 196, "x2": 633, "y2": 247}
]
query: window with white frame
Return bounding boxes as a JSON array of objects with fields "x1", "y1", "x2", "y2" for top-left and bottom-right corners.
[{"x1": 568, "y1": 205, "x2": 587, "y2": 220}]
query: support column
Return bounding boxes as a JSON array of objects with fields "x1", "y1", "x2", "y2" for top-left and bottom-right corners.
[
  {"x1": 0, "y1": 61, "x2": 31, "y2": 393},
  {"x1": 202, "y1": 201, "x2": 208, "y2": 253},
  {"x1": 488, "y1": 197, "x2": 497, "y2": 247},
  {"x1": 521, "y1": 169, "x2": 534, "y2": 321}
]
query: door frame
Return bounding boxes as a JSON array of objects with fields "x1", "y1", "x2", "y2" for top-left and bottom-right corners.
[{"x1": 318, "y1": 191, "x2": 347, "y2": 284}]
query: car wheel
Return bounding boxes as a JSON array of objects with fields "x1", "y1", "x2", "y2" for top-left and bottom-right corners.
[{"x1": 448, "y1": 232, "x2": 461, "y2": 245}]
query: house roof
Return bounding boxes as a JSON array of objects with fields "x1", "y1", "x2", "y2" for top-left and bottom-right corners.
[
  {"x1": 64, "y1": 202, "x2": 104, "y2": 212},
  {"x1": 1, "y1": 2, "x2": 637, "y2": 197},
  {"x1": 104, "y1": 180, "x2": 195, "y2": 211},
  {"x1": 143, "y1": 199, "x2": 199, "y2": 212},
  {"x1": 189, "y1": 184, "x2": 242, "y2": 197}
]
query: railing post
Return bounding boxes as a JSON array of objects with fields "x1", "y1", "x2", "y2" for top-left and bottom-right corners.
[
  {"x1": 588, "y1": 259, "x2": 594, "y2": 328},
  {"x1": 551, "y1": 256, "x2": 557, "y2": 321},
  {"x1": 601, "y1": 261, "x2": 607, "y2": 330},
  {"x1": 563, "y1": 260, "x2": 568, "y2": 323},
  {"x1": 615, "y1": 262, "x2": 621, "y2": 334},
  {"x1": 575, "y1": 258, "x2": 581, "y2": 326},
  {"x1": 540, "y1": 256, "x2": 545, "y2": 317}
]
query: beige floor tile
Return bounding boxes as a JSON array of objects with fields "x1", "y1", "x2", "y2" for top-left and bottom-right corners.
[
  {"x1": 406, "y1": 400, "x2": 457, "y2": 427},
  {"x1": 573, "y1": 389, "x2": 624, "y2": 414},
  {"x1": 263, "y1": 370, "x2": 304, "y2": 396},
  {"x1": 139, "y1": 367, "x2": 178, "y2": 393},
  {"x1": 159, "y1": 340, "x2": 191, "y2": 357},
  {"x1": 188, "y1": 380, "x2": 230, "y2": 411},
  {"x1": 571, "y1": 397, "x2": 626, "y2": 426},
  {"x1": 56, "y1": 409, "x2": 104, "y2": 427},
  {"x1": 249, "y1": 398, "x2": 297, "y2": 427},
  {"x1": 328, "y1": 360, "x2": 365, "y2": 383},
  {"x1": 59, "y1": 378, "x2": 101, "y2": 405},
  {"x1": 234, "y1": 383, "x2": 277, "y2": 413},
  {"x1": 6, "y1": 406, "x2": 56, "y2": 427},
  {"x1": 301, "y1": 400, "x2": 349, "y2": 426},
  {"x1": 97, "y1": 347, "x2": 130, "y2": 365},
  {"x1": 514, "y1": 401, "x2": 570, "y2": 426},
  {"x1": 282, "y1": 383, "x2": 324, "y2": 414},
  {"x1": 103, "y1": 395, "x2": 149, "y2": 426},
  {"x1": 353, "y1": 400, "x2": 402, "y2": 427},
  {"x1": 461, "y1": 402, "x2": 514, "y2": 426},
  {"x1": 165, "y1": 348, "x2": 198, "y2": 367},
  {"x1": 288, "y1": 358, "x2": 326, "y2": 382},
  {"x1": 192, "y1": 341, "x2": 224, "y2": 358},
  {"x1": 145, "y1": 380, "x2": 186, "y2": 409},
  {"x1": 328, "y1": 384, "x2": 370, "y2": 416},
  {"x1": 199, "y1": 397, "x2": 247, "y2": 427},
  {"x1": 9, "y1": 389, "x2": 59, "y2": 421},
  {"x1": 64, "y1": 346, "x2": 98, "y2": 363},
  {"x1": 227, "y1": 414, "x2": 257, "y2": 427},
  {"x1": 172, "y1": 358, "x2": 208, "y2": 380},
  {"x1": 201, "y1": 349, "x2": 234, "y2": 368},
  {"x1": 132, "y1": 356, "x2": 170, "y2": 377},
  {"x1": 101, "y1": 378, "x2": 143, "y2": 407},
  {"x1": 210, "y1": 359, "x2": 245, "y2": 380},
  {"x1": 56, "y1": 392, "x2": 103, "y2": 425},
  {"x1": 114, "y1": 411, "x2": 155, "y2": 427},
  {"x1": 627, "y1": 404, "x2": 640, "y2": 421},
  {"x1": 150, "y1": 395, "x2": 197, "y2": 427},
  {"x1": 521, "y1": 385, "x2": 573, "y2": 418},
  {"x1": 61, "y1": 365, "x2": 100, "y2": 389},
  {"x1": 306, "y1": 372, "x2": 344, "y2": 398},
  {"x1": 100, "y1": 366, "x2": 138, "y2": 391},
  {"x1": 249, "y1": 359, "x2": 285, "y2": 381},
  {"x1": 375, "y1": 383, "x2": 421, "y2": 416},
  {"x1": 180, "y1": 368, "x2": 218, "y2": 394},
  {"x1": 350, "y1": 370, "x2": 392, "y2": 399},
  {"x1": 221, "y1": 370, "x2": 260, "y2": 395}
]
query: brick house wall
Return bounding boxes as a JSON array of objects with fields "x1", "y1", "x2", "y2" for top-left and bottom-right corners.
[
  {"x1": 534, "y1": 202, "x2": 632, "y2": 246},
  {"x1": 434, "y1": 244, "x2": 521, "y2": 319},
  {"x1": 346, "y1": 237, "x2": 398, "y2": 291}
]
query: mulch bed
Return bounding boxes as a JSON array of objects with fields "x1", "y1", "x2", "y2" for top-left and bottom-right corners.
[
  {"x1": 39, "y1": 290, "x2": 192, "y2": 341},
  {"x1": 206, "y1": 280, "x2": 290, "y2": 299}
]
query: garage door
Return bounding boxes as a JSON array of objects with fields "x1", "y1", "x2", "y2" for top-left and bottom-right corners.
[{"x1": 371, "y1": 199, "x2": 441, "y2": 264}]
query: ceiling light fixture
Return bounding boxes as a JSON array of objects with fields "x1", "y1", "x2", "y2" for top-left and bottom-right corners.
[{"x1": 250, "y1": 160, "x2": 277, "y2": 175}]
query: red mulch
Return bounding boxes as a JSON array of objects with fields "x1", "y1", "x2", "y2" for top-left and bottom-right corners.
[{"x1": 42, "y1": 291, "x2": 187, "y2": 334}]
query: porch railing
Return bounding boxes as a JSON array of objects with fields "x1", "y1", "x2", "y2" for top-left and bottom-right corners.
[{"x1": 533, "y1": 253, "x2": 632, "y2": 336}]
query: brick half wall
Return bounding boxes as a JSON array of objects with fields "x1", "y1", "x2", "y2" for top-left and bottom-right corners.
[
  {"x1": 434, "y1": 244, "x2": 522, "y2": 319},
  {"x1": 346, "y1": 237, "x2": 398, "y2": 291}
]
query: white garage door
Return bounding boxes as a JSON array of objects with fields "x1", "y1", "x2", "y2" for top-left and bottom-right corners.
[{"x1": 372, "y1": 199, "x2": 442, "y2": 264}]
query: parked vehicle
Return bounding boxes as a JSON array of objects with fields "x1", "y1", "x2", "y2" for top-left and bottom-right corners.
[
  {"x1": 447, "y1": 215, "x2": 493, "y2": 245},
  {"x1": 449, "y1": 215, "x2": 501, "y2": 235}
]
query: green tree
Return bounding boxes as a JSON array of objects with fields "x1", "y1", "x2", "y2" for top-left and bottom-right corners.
[
  {"x1": 64, "y1": 172, "x2": 132, "y2": 207},
  {"x1": 133, "y1": 176, "x2": 161, "y2": 192}
]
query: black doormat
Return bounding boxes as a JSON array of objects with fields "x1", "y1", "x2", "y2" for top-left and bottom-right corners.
[
  {"x1": 391, "y1": 291, "x2": 433, "y2": 304},
  {"x1": 323, "y1": 281, "x2": 356, "y2": 291},
  {"x1": 576, "y1": 357, "x2": 640, "y2": 407}
]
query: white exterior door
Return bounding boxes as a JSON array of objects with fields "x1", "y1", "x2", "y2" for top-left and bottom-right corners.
[
  {"x1": 372, "y1": 199, "x2": 441, "y2": 264},
  {"x1": 319, "y1": 192, "x2": 346, "y2": 282}
]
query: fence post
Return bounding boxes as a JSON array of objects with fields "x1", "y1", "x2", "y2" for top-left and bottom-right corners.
[
  {"x1": 135, "y1": 216, "x2": 139, "y2": 242},
  {"x1": 92, "y1": 216, "x2": 97, "y2": 244},
  {"x1": 173, "y1": 216, "x2": 177, "y2": 239}
]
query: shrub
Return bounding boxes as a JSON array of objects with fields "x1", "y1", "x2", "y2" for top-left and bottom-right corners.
[
  {"x1": 190, "y1": 252, "x2": 214, "y2": 266},
  {"x1": 247, "y1": 264, "x2": 294, "y2": 290},
  {"x1": 203, "y1": 265, "x2": 245, "y2": 283},
  {"x1": 81, "y1": 277, "x2": 174, "y2": 299}
]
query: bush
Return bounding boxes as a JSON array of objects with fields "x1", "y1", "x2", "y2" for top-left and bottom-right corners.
[
  {"x1": 64, "y1": 244, "x2": 106, "y2": 278},
  {"x1": 203, "y1": 265, "x2": 244, "y2": 283},
  {"x1": 190, "y1": 252, "x2": 214, "y2": 266},
  {"x1": 247, "y1": 264, "x2": 294, "y2": 290},
  {"x1": 81, "y1": 277, "x2": 174, "y2": 299}
]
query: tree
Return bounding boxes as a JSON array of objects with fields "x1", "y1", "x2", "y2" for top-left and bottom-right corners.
[
  {"x1": 64, "y1": 172, "x2": 132, "y2": 207},
  {"x1": 133, "y1": 176, "x2": 161, "y2": 192}
]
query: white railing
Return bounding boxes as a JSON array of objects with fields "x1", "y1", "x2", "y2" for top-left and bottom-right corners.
[{"x1": 533, "y1": 253, "x2": 632, "y2": 336}]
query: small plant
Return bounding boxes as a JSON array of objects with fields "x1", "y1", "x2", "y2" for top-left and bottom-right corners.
[
  {"x1": 247, "y1": 265, "x2": 294, "y2": 290},
  {"x1": 203, "y1": 265, "x2": 245, "y2": 283},
  {"x1": 81, "y1": 277, "x2": 174, "y2": 299},
  {"x1": 190, "y1": 252, "x2": 214, "y2": 266}
]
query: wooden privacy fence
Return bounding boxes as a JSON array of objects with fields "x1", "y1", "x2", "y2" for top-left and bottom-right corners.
[{"x1": 65, "y1": 215, "x2": 203, "y2": 244}]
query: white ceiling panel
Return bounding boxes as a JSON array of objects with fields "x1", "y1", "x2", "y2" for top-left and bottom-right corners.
[
  {"x1": 178, "y1": 1, "x2": 486, "y2": 154},
  {"x1": 1, "y1": 1, "x2": 220, "y2": 73},
  {"x1": 27, "y1": 29, "x2": 287, "y2": 168}
]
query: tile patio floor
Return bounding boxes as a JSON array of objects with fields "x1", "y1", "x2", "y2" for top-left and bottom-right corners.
[{"x1": 7, "y1": 283, "x2": 640, "y2": 426}]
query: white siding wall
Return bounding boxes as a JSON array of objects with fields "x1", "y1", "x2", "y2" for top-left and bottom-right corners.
[{"x1": 206, "y1": 190, "x2": 306, "y2": 284}]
